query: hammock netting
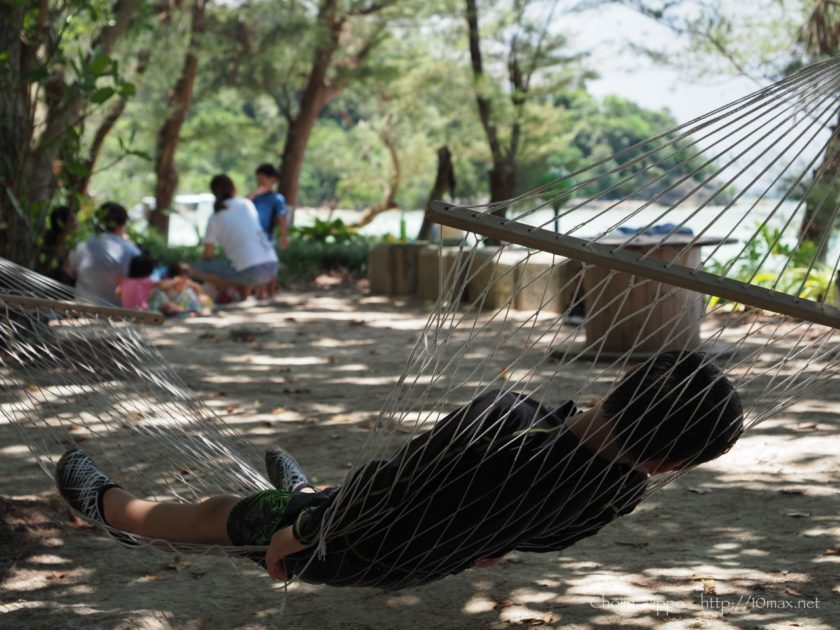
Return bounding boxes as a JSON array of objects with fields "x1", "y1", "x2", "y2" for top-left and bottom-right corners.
[{"x1": 1, "y1": 56, "x2": 838, "y2": 587}]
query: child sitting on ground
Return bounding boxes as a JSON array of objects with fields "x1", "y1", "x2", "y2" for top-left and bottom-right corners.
[
  {"x1": 148, "y1": 263, "x2": 212, "y2": 316},
  {"x1": 57, "y1": 351, "x2": 743, "y2": 590},
  {"x1": 116, "y1": 254, "x2": 159, "y2": 311}
]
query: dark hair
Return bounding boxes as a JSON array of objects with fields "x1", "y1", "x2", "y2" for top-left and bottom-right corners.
[
  {"x1": 128, "y1": 253, "x2": 156, "y2": 279},
  {"x1": 100, "y1": 202, "x2": 129, "y2": 232},
  {"x1": 43, "y1": 205, "x2": 75, "y2": 247},
  {"x1": 166, "y1": 262, "x2": 190, "y2": 278},
  {"x1": 210, "y1": 174, "x2": 236, "y2": 212},
  {"x1": 602, "y1": 351, "x2": 743, "y2": 467},
  {"x1": 255, "y1": 163, "x2": 279, "y2": 179}
]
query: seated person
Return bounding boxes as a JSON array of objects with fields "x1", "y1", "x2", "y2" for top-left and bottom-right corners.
[
  {"x1": 68, "y1": 202, "x2": 140, "y2": 306},
  {"x1": 116, "y1": 253, "x2": 158, "y2": 311},
  {"x1": 56, "y1": 351, "x2": 743, "y2": 590},
  {"x1": 191, "y1": 174, "x2": 278, "y2": 301},
  {"x1": 148, "y1": 263, "x2": 213, "y2": 316}
]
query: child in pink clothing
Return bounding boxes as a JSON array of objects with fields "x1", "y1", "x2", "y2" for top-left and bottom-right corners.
[{"x1": 116, "y1": 254, "x2": 157, "y2": 310}]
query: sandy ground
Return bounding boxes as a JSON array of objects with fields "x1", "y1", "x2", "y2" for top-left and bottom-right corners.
[{"x1": 1, "y1": 287, "x2": 838, "y2": 629}]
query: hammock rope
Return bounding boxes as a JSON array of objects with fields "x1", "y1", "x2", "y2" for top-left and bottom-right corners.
[{"x1": 0, "y1": 56, "x2": 837, "y2": 588}]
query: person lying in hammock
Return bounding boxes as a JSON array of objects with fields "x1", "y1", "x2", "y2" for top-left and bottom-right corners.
[{"x1": 56, "y1": 350, "x2": 743, "y2": 590}]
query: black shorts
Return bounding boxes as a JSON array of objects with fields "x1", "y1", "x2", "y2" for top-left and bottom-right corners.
[
  {"x1": 226, "y1": 488, "x2": 337, "y2": 573},
  {"x1": 227, "y1": 489, "x2": 294, "y2": 547}
]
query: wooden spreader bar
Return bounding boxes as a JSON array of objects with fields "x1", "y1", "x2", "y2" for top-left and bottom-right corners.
[
  {"x1": 428, "y1": 201, "x2": 840, "y2": 330},
  {"x1": 0, "y1": 294, "x2": 165, "y2": 325}
]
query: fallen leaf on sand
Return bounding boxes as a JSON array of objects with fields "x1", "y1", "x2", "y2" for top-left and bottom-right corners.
[
  {"x1": 494, "y1": 598, "x2": 515, "y2": 610},
  {"x1": 703, "y1": 579, "x2": 717, "y2": 595},
  {"x1": 779, "y1": 488, "x2": 805, "y2": 495},
  {"x1": 284, "y1": 317, "x2": 297, "y2": 323},
  {"x1": 521, "y1": 613, "x2": 554, "y2": 626},
  {"x1": 784, "y1": 586, "x2": 804, "y2": 597},
  {"x1": 271, "y1": 406, "x2": 287, "y2": 415},
  {"x1": 823, "y1": 547, "x2": 840, "y2": 556},
  {"x1": 783, "y1": 511, "x2": 811, "y2": 518},
  {"x1": 688, "y1": 487, "x2": 712, "y2": 495},
  {"x1": 794, "y1": 422, "x2": 817, "y2": 431}
]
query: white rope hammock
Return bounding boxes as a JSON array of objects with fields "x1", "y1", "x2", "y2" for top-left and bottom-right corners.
[{"x1": 1, "y1": 56, "x2": 838, "y2": 589}]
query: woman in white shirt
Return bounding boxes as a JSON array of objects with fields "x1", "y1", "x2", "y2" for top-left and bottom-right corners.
[{"x1": 191, "y1": 174, "x2": 279, "y2": 297}]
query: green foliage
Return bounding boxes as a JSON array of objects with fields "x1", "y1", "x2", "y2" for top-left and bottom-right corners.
[
  {"x1": 280, "y1": 217, "x2": 376, "y2": 280},
  {"x1": 126, "y1": 225, "x2": 202, "y2": 266},
  {"x1": 290, "y1": 217, "x2": 364, "y2": 244},
  {"x1": 278, "y1": 239, "x2": 371, "y2": 282},
  {"x1": 707, "y1": 223, "x2": 835, "y2": 308}
]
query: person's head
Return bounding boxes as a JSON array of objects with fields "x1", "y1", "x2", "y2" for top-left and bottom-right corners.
[
  {"x1": 166, "y1": 262, "x2": 190, "y2": 279},
  {"x1": 128, "y1": 253, "x2": 156, "y2": 279},
  {"x1": 602, "y1": 351, "x2": 743, "y2": 472},
  {"x1": 210, "y1": 174, "x2": 236, "y2": 212},
  {"x1": 255, "y1": 163, "x2": 279, "y2": 189},
  {"x1": 43, "y1": 205, "x2": 77, "y2": 244},
  {"x1": 99, "y1": 202, "x2": 129, "y2": 234}
]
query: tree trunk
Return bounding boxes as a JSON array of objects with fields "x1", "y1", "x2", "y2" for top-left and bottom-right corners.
[
  {"x1": 277, "y1": 101, "x2": 329, "y2": 208},
  {"x1": 489, "y1": 160, "x2": 516, "y2": 204},
  {"x1": 798, "y1": 115, "x2": 840, "y2": 261},
  {"x1": 464, "y1": 0, "x2": 516, "y2": 226},
  {"x1": 151, "y1": 0, "x2": 206, "y2": 237},
  {"x1": 276, "y1": 0, "x2": 342, "y2": 207},
  {"x1": 418, "y1": 146, "x2": 456, "y2": 240},
  {"x1": 0, "y1": 1, "x2": 32, "y2": 264}
]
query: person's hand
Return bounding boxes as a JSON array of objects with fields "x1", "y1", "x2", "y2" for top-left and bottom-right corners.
[
  {"x1": 279, "y1": 235, "x2": 289, "y2": 251},
  {"x1": 474, "y1": 556, "x2": 504, "y2": 569},
  {"x1": 264, "y1": 525, "x2": 313, "y2": 580}
]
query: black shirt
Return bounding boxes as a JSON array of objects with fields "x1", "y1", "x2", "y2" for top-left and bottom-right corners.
[{"x1": 286, "y1": 390, "x2": 648, "y2": 589}]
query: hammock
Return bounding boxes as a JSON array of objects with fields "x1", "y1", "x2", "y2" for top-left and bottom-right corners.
[{"x1": 1, "y1": 56, "x2": 839, "y2": 586}]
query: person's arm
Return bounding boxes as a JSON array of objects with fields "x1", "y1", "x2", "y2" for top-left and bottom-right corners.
[
  {"x1": 265, "y1": 526, "x2": 314, "y2": 580},
  {"x1": 203, "y1": 216, "x2": 218, "y2": 260}
]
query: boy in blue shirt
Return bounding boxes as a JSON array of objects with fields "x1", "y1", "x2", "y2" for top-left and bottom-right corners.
[
  {"x1": 248, "y1": 163, "x2": 289, "y2": 249},
  {"x1": 247, "y1": 163, "x2": 288, "y2": 296}
]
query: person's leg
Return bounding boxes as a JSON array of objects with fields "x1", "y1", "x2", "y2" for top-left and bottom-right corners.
[
  {"x1": 102, "y1": 488, "x2": 239, "y2": 545},
  {"x1": 190, "y1": 259, "x2": 245, "y2": 291}
]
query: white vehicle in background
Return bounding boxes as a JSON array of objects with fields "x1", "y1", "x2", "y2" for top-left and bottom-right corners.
[{"x1": 135, "y1": 194, "x2": 215, "y2": 246}]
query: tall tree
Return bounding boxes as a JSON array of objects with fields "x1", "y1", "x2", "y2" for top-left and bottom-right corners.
[
  {"x1": 795, "y1": 0, "x2": 839, "y2": 258},
  {"x1": 626, "y1": 0, "x2": 839, "y2": 258},
  {"x1": 150, "y1": 0, "x2": 208, "y2": 236},
  {"x1": 464, "y1": 0, "x2": 584, "y2": 215},
  {"x1": 208, "y1": 0, "x2": 399, "y2": 209},
  {"x1": 0, "y1": 0, "x2": 142, "y2": 264}
]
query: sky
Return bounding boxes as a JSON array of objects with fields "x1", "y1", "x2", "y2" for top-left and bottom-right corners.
[{"x1": 563, "y1": 3, "x2": 761, "y2": 124}]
